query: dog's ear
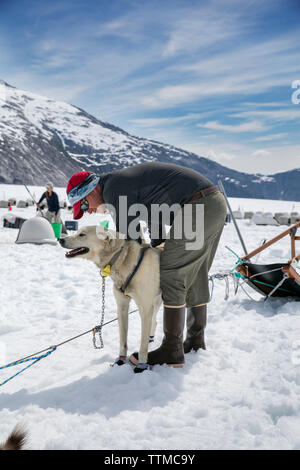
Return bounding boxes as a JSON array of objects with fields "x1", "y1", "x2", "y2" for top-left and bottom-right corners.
[{"x1": 96, "y1": 226, "x2": 116, "y2": 243}]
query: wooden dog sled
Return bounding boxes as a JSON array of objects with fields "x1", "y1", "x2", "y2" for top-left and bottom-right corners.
[{"x1": 235, "y1": 221, "x2": 300, "y2": 299}]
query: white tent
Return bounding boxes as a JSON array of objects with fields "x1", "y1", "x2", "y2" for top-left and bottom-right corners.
[
  {"x1": 15, "y1": 217, "x2": 57, "y2": 245},
  {"x1": 17, "y1": 200, "x2": 28, "y2": 208},
  {"x1": 291, "y1": 213, "x2": 300, "y2": 224},
  {"x1": 277, "y1": 213, "x2": 291, "y2": 225},
  {"x1": 251, "y1": 212, "x2": 279, "y2": 226},
  {"x1": 232, "y1": 209, "x2": 244, "y2": 219}
]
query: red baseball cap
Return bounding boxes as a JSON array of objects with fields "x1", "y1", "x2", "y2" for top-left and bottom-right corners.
[{"x1": 66, "y1": 171, "x2": 92, "y2": 220}]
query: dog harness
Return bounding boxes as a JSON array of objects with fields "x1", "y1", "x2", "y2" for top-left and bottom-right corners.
[
  {"x1": 101, "y1": 247, "x2": 124, "y2": 277},
  {"x1": 119, "y1": 247, "x2": 148, "y2": 293},
  {"x1": 101, "y1": 246, "x2": 149, "y2": 293}
]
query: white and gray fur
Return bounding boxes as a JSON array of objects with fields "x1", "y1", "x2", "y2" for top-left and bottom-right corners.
[{"x1": 60, "y1": 226, "x2": 162, "y2": 364}]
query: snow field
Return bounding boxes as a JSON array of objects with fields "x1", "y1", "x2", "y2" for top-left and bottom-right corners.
[{"x1": 0, "y1": 186, "x2": 300, "y2": 449}]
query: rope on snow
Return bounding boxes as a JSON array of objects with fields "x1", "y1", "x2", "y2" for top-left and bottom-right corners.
[{"x1": 0, "y1": 309, "x2": 139, "y2": 387}]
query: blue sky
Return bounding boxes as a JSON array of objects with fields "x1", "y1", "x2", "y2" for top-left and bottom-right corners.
[{"x1": 1, "y1": 0, "x2": 300, "y2": 174}]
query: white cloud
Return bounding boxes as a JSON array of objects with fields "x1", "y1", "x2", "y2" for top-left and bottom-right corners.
[
  {"x1": 130, "y1": 113, "x2": 206, "y2": 128},
  {"x1": 2, "y1": 0, "x2": 300, "y2": 175},
  {"x1": 251, "y1": 149, "x2": 271, "y2": 158},
  {"x1": 180, "y1": 141, "x2": 300, "y2": 174},
  {"x1": 162, "y1": 7, "x2": 242, "y2": 58},
  {"x1": 232, "y1": 109, "x2": 300, "y2": 121},
  {"x1": 255, "y1": 133, "x2": 287, "y2": 142},
  {"x1": 138, "y1": 72, "x2": 294, "y2": 110},
  {"x1": 197, "y1": 120, "x2": 268, "y2": 133}
]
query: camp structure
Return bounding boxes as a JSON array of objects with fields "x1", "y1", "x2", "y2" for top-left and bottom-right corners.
[
  {"x1": 17, "y1": 200, "x2": 28, "y2": 208},
  {"x1": 15, "y1": 216, "x2": 57, "y2": 245},
  {"x1": 251, "y1": 212, "x2": 279, "y2": 226},
  {"x1": 235, "y1": 221, "x2": 300, "y2": 300},
  {"x1": 291, "y1": 213, "x2": 300, "y2": 224},
  {"x1": 244, "y1": 211, "x2": 254, "y2": 220},
  {"x1": 276, "y1": 213, "x2": 290, "y2": 225},
  {"x1": 273, "y1": 212, "x2": 300, "y2": 226},
  {"x1": 2, "y1": 212, "x2": 26, "y2": 229},
  {"x1": 232, "y1": 208, "x2": 244, "y2": 219}
]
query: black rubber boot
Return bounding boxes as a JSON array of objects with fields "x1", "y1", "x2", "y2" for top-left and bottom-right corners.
[
  {"x1": 183, "y1": 305, "x2": 207, "y2": 353},
  {"x1": 130, "y1": 306, "x2": 185, "y2": 368}
]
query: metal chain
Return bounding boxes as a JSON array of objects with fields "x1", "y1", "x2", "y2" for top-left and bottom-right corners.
[
  {"x1": 93, "y1": 273, "x2": 106, "y2": 349},
  {"x1": 100, "y1": 275, "x2": 106, "y2": 347}
]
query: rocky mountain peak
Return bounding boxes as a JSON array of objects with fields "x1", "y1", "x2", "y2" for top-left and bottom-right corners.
[{"x1": 0, "y1": 80, "x2": 299, "y2": 201}]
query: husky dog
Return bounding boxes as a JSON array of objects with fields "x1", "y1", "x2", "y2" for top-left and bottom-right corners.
[
  {"x1": 60, "y1": 226, "x2": 162, "y2": 368},
  {"x1": 0, "y1": 426, "x2": 27, "y2": 450}
]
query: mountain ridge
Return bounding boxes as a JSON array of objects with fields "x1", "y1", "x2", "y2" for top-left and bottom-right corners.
[{"x1": 0, "y1": 79, "x2": 299, "y2": 201}]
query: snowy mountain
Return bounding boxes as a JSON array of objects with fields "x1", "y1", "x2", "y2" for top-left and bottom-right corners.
[{"x1": 0, "y1": 79, "x2": 299, "y2": 200}]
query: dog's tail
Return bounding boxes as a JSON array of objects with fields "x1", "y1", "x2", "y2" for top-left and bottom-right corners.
[{"x1": 0, "y1": 425, "x2": 27, "y2": 450}]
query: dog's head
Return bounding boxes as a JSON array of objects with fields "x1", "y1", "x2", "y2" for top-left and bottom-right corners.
[{"x1": 59, "y1": 225, "x2": 124, "y2": 268}]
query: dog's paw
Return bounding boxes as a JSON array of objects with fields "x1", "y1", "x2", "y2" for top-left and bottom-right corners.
[
  {"x1": 111, "y1": 356, "x2": 128, "y2": 367},
  {"x1": 133, "y1": 363, "x2": 151, "y2": 374}
]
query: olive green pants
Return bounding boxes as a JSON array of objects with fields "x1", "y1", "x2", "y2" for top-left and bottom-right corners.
[{"x1": 160, "y1": 191, "x2": 227, "y2": 307}]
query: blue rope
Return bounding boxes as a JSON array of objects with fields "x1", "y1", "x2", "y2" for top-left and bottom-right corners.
[
  {"x1": 0, "y1": 347, "x2": 56, "y2": 387},
  {"x1": 208, "y1": 245, "x2": 246, "y2": 301},
  {"x1": 225, "y1": 245, "x2": 245, "y2": 274},
  {"x1": 225, "y1": 245, "x2": 241, "y2": 260}
]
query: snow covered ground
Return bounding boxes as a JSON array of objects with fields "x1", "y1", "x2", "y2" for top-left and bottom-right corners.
[{"x1": 0, "y1": 184, "x2": 300, "y2": 450}]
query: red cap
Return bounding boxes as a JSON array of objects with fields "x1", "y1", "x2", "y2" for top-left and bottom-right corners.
[{"x1": 67, "y1": 171, "x2": 91, "y2": 220}]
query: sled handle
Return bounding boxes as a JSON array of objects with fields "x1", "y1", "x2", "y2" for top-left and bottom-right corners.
[{"x1": 241, "y1": 221, "x2": 300, "y2": 261}]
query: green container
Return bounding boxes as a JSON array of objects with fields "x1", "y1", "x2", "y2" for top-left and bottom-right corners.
[
  {"x1": 52, "y1": 223, "x2": 62, "y2": 239},
  {"x1": 99, "y1": 220, "x2": 109, "y2": 229}
]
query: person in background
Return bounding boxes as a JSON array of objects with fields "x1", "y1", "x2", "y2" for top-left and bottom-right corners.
[{"x1": 37, "y1": 182, "x2": 67, "y2": 234}]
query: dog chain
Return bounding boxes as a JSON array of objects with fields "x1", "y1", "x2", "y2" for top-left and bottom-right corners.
[{"x1": 92, "y1": 274, "x2": 106, "y2": 349}]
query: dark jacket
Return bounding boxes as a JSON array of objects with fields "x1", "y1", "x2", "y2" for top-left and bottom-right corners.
[
  {"x1": 99, "y1": 162, "x2": 214, "y2": 246},
  {"x1": 38, "y1": 191, "x2": 60, "y2": 215}
]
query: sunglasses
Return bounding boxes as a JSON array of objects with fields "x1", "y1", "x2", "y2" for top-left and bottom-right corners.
[{"x1": 80, "y1": 197, "x2": 89, "y2": 212}]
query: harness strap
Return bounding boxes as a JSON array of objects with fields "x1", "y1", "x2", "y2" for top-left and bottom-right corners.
[
  {"x1": 120, "y1": 247, "x2": 148, "y2": 293},
  {"x1": 101, "y1": 246, "x2": 124, "y2": 277}
]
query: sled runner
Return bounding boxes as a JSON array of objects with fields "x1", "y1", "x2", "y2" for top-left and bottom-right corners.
[{"x1": 235, "y1": 221, "x2": 300, "y2": 299}]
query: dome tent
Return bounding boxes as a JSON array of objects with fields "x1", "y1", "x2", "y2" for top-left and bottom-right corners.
[{"x1": 15, "y1": 217, "x2": 57, "y2": 245}]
